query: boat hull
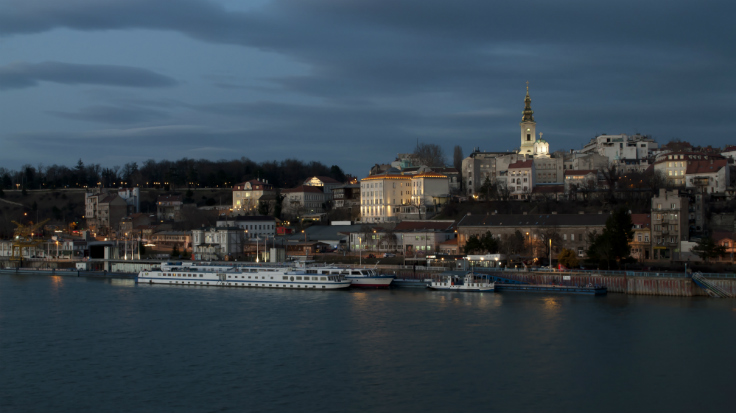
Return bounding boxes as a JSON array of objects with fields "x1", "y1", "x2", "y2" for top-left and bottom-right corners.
[
  {"x1": 346, "y1": 276, "x2": 394, "y2": 288},
  {"x1": 429, "y1": 285, "x2": 495, "y2": 292}
]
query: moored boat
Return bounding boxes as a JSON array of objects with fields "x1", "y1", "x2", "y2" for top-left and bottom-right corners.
[
  {"x1": 429, "y1": 272, "x2": 494, "y2": 292},
  {"x1": 137, "y1": 262, "x2": 351, "y2": 289}
]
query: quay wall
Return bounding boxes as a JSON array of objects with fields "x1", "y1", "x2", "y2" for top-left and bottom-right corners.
[
  {"x1": 486, "y1": 272, "x2": 736, "y2": 297},
  {"x1": 395, "y1": 269, "x2": 736, "y2": 297}
]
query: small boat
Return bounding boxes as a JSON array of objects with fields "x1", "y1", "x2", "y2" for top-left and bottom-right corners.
[{"x1": 429, "y1": 272, "x2": 494, "y2": 292}]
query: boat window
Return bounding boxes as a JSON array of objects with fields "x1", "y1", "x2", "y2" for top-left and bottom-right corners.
[
  {"x1": 283, "y1": 276, "x2": 289, "y2": 280},
  {"x1": 296, "y1": 276, "x2": 302, "y2": 280},
  {"x1": 199, "y1": 274, "x2": 203, "y2": 277},
  {"x1": 270, "y1": 277, "x2": 273, "y2": 280},
  {"x1": 320, "y1": 277, "x2": 327, "y2": 281},
  {"x1": 322, "y1": 271, "x2": 329, "y2": 275},
  {"x1": 352, "y1": 271, "x2": 361, "y2": 275}
]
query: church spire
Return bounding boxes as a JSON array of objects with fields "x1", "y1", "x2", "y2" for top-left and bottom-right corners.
[{"x1": 521, "y1": 81, "x2": 534, "y2": 122}]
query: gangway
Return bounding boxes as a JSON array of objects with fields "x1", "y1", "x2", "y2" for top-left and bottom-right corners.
[{"x1": 691, "y1": 273, "x2": 732, "y2": 298}]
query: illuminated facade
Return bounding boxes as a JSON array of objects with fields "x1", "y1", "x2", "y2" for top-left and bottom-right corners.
[{"x1": 360, "y1": 173, "x2": 412, "y2": 223}]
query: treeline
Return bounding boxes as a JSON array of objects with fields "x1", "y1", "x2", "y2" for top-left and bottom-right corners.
[{"x1": 0, "y1": 158, "x2": 348, "y2": 191}]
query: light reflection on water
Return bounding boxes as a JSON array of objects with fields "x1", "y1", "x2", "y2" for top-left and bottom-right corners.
[{"x1": 0, "y1": 275, "x2": 734, "y2": 413}]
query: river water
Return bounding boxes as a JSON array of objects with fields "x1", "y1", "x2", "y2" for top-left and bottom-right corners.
[{"x1": 1, "y1": 274, "x2": 734, "y2": 413}]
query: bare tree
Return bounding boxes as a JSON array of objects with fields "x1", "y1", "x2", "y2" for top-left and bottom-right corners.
[
  {"x1": 453, "y1": 145, "x2": 463, "y2": 171},
  {"x1": 413, "y1": 143, "x2": 447, "y2": 167}
]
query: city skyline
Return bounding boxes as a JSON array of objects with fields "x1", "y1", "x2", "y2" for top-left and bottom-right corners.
[{"x1": 1, "y1": 0, "x2": 734, "y2": 176}]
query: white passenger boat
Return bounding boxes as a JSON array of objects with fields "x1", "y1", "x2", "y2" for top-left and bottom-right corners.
[
  {"x1": 429, "y1": 272, "x2": 494, "y2": 292},
  {"x1": 137, "y1": 262, "x2": 352, "y2": 290},
  {"x1": 343, "y1": 268, "x2": 394, "y2": 288}
]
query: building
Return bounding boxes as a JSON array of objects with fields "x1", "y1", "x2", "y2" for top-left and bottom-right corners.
[
  {"x1": 685, "y1": 159, "x2": 729, "y2": 195},
  {"x1": 457, "y1": 213, "x2": 609, "y2": 260},
  {"x1": 650, "y1": 189, "x2": 689, "y2": 260},
  {"x1": 410, "y1": 172, "x2": 450, "y2": 217},
  {"x1": 505, "y1": 160, "x2": 535, "y2": 199},
  {"x1": 232, "y1": 179, "x2": 275, "y2": 214},
  {"x1": 564, "y1": 170, "x2": 598, "y2": 196},
  {"x1": 192, "y1": 226, "x2": 244, "y2": 261},
  {"x1": 359, "y1": 171, "x2": 412, "y2": 223},
  {"x1": 303, "y1": 176, "x2": 342, "y2": 201},
  {"x1": 216, "y1": 215, "x2": 276, "y2": 240},
  {"x1": 156, "y1": 194, "x2": 183, "y2": 221},
  {"x1": 85, "y1": 193, "x2": 128, "y2": 235},
  {"x1": 393, "y1": 220, "x2": 456, "y2": 256},
  {"x1": 281, "y1": 185, "x2": 325, "y2": 217},
  {"x1": 652, "y1": 152, "x2": 725, "y2": 187},
  {"x1": 630, "y1": 214, "x2": 651, "y2": 261},
  {"x1": 150, "y1": 231, "x2": 192, "y2": 254},
  {"x1": 333, "y1": 184, "x2": 361, "y2": 208},
  {"x1": 580, "y1": 133, "x2": 658, "y2": 163}
]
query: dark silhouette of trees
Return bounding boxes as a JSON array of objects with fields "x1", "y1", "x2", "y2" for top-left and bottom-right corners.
[{"x1": 0, "y1": 157, "x2": 349, "y2": 190}]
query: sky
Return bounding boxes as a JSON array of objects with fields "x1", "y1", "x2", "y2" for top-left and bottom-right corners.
[{"x1": 1, "y1": 0, "x2": 734, "y2": 177}]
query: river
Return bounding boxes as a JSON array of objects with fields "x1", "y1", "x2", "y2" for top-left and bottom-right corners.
[{"x1": 1, "y1": 274, "x2": 734, "y2": 412}]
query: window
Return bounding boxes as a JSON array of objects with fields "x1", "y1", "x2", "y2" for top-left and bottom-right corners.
[{"x1": 571, "y1": 234, "x2": 575, "y2": 241}]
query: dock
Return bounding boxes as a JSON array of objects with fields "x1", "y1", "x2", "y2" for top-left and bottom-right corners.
[{"x1": 494, "y1": 283, "x2": 607, "y2": 295}]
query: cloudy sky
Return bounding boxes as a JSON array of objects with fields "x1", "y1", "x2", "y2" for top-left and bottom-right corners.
[{"x1": 1, "y1": 0, "x2": 733, "y2": 176}]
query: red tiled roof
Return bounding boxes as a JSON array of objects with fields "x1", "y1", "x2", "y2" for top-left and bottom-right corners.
[
  {"x1": 723, "y1": 146, "x2": 736, "y2": 152},
  {"x1": 508, "y1": 160, "x2": 533, "y2": 169},
  {"x1": 312, "y1": 176, "x2": 341, "y2": 184},
  {"x1": 631, "y1": 214, "x2": 651, "y2": 228},
  {"x1": 686, "y1": 159, "x2": 728, "y2": 174}
]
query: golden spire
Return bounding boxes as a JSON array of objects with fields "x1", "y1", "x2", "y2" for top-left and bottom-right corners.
[{"x1": 522, "y1": 81, "x2": 534, "y2": 122}]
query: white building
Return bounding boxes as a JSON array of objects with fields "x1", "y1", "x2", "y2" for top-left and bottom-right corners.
[
  {"x1": 216, "y1": 215, "x2": 276, "y2": 240},
  {"x1": 281, "y1": 185, "x2": 326, "y2": 217},
  {"x1": 360, "y1": 171, "x2": 412, "y2": 223},
  {"x1": 685, "y1": 159, "x2": 729, "y2": 194},
  {"x1": 410, "y1": 172, "x2": 450, "y2": 213},
  {"x1": 192, "y1": 226, "x2": 244, "y2": 261},
  {"x1": 506, "y1": 160, "x2": 535, "y2": 199},
  {"x1": 580, "y1": 134, "x2": 658, "y2": 163},
  {"x1": 232, "y1": 179, "x2": 275, "y2": 214},
  {"x1": 652, "y1": 152, "x2": 726, "y2": 187}
]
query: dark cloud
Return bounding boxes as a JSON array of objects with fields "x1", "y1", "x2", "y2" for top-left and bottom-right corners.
[
  {"x1": 47, "y1": 105, "x2": 171, "y2": 124},
  {"x1": 0, "y1": 61, "x2": 177, "y2": 90},
  {"x1": 1, "y1": 0, "x2": 735, "y2": 172}
]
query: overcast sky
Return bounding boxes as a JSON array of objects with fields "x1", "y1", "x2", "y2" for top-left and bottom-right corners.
[{"x1": 1, "y1": 0, "x2": 734, "y2": 176}]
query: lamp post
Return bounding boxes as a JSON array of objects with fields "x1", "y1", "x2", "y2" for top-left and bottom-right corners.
[
  {"x1": 302, "y1": 230, "x2": 307, "y2": 261},
  {"x1": 549, "y1": 238, "x2": 552, "y2": 270},
  {"x1": 359, "y1": 236, "x2": 362, "y2": 266}
]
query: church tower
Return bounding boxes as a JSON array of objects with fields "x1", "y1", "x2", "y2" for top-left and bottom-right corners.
[{"x1": 519, "y1": 82, "x2": 537, "y2": 155}]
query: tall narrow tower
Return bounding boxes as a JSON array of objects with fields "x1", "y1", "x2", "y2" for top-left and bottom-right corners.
[{"x1": 519, "y1": 82, "x2": 537, "y2": 155}]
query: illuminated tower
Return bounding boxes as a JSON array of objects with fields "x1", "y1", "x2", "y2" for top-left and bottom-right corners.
[{"x1": 519, "y1": 82, "x2": 537, "y2": 155}]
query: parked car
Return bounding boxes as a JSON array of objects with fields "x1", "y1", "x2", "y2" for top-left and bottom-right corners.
[{"x1": 383, "y1": 253, "x2": 396, "y2": 258}]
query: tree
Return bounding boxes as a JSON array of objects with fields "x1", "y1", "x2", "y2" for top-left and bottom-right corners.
[
  {"x1": 413, "y1": 143, "x2": 447, "y2": 167},
  {"x1": 171, "y1": 244, "x2": 180, "y2": 258},
  {"x1": 557, "y1": 248, "x2": 579, "y2": 268},
  {"x1": 691, "y1": 237, "x2": 727, "y2": 263},
  {"x1": 586, "y1": 207, "x2": 633, "y2": 269},
  {"x1": 453, "y1": 146, "x2": 463, "y2": 172},
  {"x1": 464, "y1": 231, "x2": 500, "y2": 254},
  {"x1": 479, "y1": 176, "x2": 497, "y2": 201}
]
